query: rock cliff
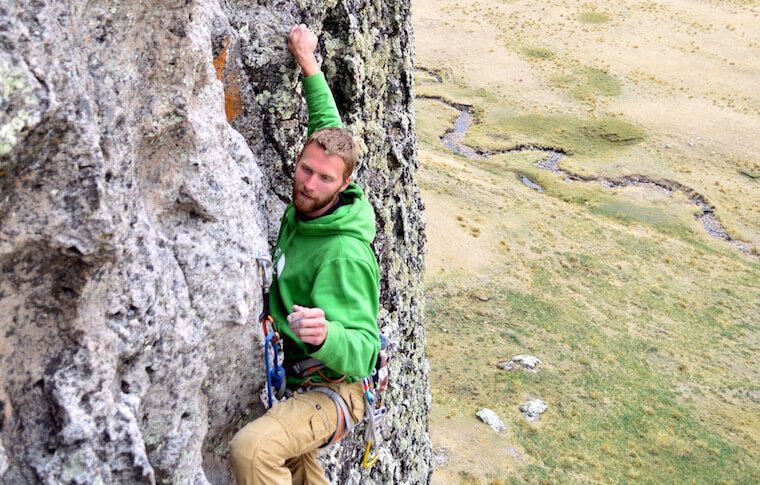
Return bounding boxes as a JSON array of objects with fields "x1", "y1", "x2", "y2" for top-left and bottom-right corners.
[{"x1": 0, "y1": 0, "x2": 430, "y2": 483}]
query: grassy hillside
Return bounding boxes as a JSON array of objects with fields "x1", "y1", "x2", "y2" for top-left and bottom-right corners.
[{"x1": 414, "y1": 1, "x2": 760, "y2": 483}]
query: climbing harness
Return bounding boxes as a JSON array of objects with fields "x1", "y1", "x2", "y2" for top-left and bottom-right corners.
[
  {"x1": 305, "y1": 377, "x2": 385, "y2": 468},
  {"x1": 287, "y1": 349, "x2": 387, "y2": 468},
  {"x1": 308, "y1": 385, "x2": 356, "y2": 445},
  {"x1": 256, "y1": 251, "x2": 286, "y2": 408}
]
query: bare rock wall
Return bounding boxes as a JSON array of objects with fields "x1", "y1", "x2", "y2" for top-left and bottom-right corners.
[{"x1": 0, "y1": 0, "x2": 429, "y2": 483}]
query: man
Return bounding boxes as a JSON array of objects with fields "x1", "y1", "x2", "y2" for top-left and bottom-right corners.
[{"x1": 229, "y1": 25, "x2": 383, "y2": 485}]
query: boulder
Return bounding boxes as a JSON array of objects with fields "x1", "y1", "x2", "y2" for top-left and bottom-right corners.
[
  {"x1": 519, "y1": 399, "x2": 548, "y2": 422},
  {"x1": 476, "y1": 408, "x2": 506, "y2": 433},
  {"x1": 496, "y1": 355, "x2": 544, "y2": 372}
]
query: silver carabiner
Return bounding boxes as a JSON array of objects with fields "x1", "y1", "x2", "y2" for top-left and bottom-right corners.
[{"x1": 255, "y1": 250, "x2": 273, "y2": 290}]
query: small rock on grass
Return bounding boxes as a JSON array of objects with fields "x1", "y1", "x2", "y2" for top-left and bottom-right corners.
[
  {"x1": 496, "y1": 354, "x2": 543, "y2": 372},
  {"x1": 519, "y1": 399, "x2": 548, "y2": 422},
  {"x1": 503, "y1": 446, "x2": 521, "y2": 460},
  {"x1": 432, "y1": 446, "x2": 450, "y2": 466},
  {"x1": 476, "y1": 408, "x2": 506, "y2": 432}
]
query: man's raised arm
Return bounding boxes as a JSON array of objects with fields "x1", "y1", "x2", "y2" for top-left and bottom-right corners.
[{"x1": 287, "y1": 24, "x2": 342, "y2": 136}]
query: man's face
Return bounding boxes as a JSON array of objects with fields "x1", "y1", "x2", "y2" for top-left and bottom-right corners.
[{"x1": 292, "y1": 143, "x2": 351, "y2": 218}]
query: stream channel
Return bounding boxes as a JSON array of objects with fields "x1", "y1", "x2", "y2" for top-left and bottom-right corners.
[{"x1": 416, "y1": 79, "x2": 755, "y2": 258}]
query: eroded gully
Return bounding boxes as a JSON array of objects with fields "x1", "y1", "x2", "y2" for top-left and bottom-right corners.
[{"x1": 416, "y1": 81, "x2": 755, "y2": 258}]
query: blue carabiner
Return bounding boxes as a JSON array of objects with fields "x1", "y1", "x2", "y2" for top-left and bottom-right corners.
[{"x1": 265, "y1": 332, "x2": 285, "y2": 408}]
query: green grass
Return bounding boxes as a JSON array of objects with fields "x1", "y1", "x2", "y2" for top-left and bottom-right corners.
[
  {"x1": 466, "y1": 111, "x2": 646, "y2": 156},
  {"x1": 589, "y1": 200, "x2": 696, "y2": 238},
  {"x1": 426, "y1": 247, "x2": 760, "y2": 483},
  {"x1": 521, "y1": 46, "x2": 555, "y2": 60},
  {"x1": 552, "y1": 68, "x2": 622, "y2": 100},
  {"x1": 417, "y1": 75, "x2": 644, "y2": 161},
  {"x1": 578, "y1": 11, "x2": 611, "y2": 24},
  {"x1": 420, "y1": 111, "x2": 760, "y2": 482},
  {"x1": 415, "y1": 98, "x2": 460, "y2": 148},
  {"x1": 573, "y1": 68, "x2": 622, "y2": 99}
]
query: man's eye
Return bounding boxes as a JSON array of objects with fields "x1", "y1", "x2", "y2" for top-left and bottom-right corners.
[
  {"x1": 321, "y1": 176, "x2": 331, "y2": 182},
  {"x1": 302, "y1": 167, "x2": 312, "y2": 174}
]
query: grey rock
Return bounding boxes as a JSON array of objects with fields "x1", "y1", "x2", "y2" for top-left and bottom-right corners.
[
  {"x1": 0, "y1": 442, "x2": 6, "y2": 477},
  {"x1": 496, "y1": 354, "x2": 543, "y2": 372},
  {"x1": 503, "y1": 446, "x2": 521, "y2": 460},
  {"x1": 476, "y1": 408, "x2": 506, "y2": 433},
  {"x1": 519, "y1": 399, "x2": 548, "y2": 422},
  {"x1": 0, "y1": 0, "x2": 429, "y2": 483},
  {"x1": 432, "y1": 446, "x2": 449, "y2": 466}
]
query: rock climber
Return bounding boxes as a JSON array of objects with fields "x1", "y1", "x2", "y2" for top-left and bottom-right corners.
[{"x1": 229, "y1": 24, "x2": 386, "y2": 485}]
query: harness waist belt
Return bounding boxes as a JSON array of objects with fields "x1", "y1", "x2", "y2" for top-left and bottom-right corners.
[
  {"x1": 308, "y1": 385, "x2": 355, "y2": 445},
  {"x1": 287, "y1": 358, "x2": 326, "y2": 378}
]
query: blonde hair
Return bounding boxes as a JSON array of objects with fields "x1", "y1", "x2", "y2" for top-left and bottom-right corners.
[{"x1": 301, "y1": 127, "x2": 359, "y2": 180}]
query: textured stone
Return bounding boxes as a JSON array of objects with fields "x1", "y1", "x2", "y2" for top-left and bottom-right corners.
[
  {"x1": 476, "y1": 408, "x2": 506, "y2": 433},
  {"x1": 503, "y1": 446, "x2": 521, "y2": 460},
  {"x1": 0, "y1": 0, "x2": 429, "y2": 483},
  {"x1": 432, "y1": 446, "x2": 449, "y2": 466},
  {"x1": 496, "y1": 355, "x2": 544, "y2": 372},
  {"x1": 519, "y1": 399, "x2": 548, "y2": 422}
]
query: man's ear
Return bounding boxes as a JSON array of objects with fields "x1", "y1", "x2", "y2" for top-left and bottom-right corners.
[{"x1": 339, "y1": 176, "x2": 352, "y2": 192}]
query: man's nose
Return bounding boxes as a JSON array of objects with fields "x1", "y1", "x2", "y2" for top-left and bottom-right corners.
[{"x1": 303, "y1": 175, "x2": 318, "y2": 191}]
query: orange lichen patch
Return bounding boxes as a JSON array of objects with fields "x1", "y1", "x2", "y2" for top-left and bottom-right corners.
[
  {"x1": 212, "y1": 37, "x2": 242, "y2": 121},
  {"x1": 224, "y1": 71, "x2": 242, "y2": 121},
  {"x1": 213, "y1": 38, "x2": 229, "y2": 81}
]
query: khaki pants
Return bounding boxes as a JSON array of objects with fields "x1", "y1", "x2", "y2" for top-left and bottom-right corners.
[{"x1": 230, "y1": 381, "x2": 365, "y2": 485}]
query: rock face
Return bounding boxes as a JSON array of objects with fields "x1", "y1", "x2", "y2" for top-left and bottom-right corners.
[{"x1": 0, "y1": 1, "x2": 430, "y2": 483}]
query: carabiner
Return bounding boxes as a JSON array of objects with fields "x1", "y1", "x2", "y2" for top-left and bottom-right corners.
[
  {"x1": 362, "y1": 441, "x2": 379, "y2": 469},
  {"x1": 261, "y1": 314, "x2": 276, "y2": 341},
  {"x1": 255, "y1": 250, "x2": 273, "y2": 290},
  {"x1": 265, "y1": 331, "x2": 285, "y2": 408}
]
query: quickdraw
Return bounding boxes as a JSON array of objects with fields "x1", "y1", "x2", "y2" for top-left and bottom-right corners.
[
  {"x1": 361, "y1": 375, "x2": 386, "y2": 468},
  {"x1": 256, "y1": 251, "x2": 286, "y2": 408},
  {"x1": 362, "y1": 441, "x2": 379, "y2": 469}
]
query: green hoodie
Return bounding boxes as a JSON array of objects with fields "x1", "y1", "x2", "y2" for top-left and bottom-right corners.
[{"x1": 270, "y1": 73, "x2": 381, "y2": 385}]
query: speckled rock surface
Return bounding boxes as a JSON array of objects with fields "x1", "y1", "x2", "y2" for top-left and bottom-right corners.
[
  {"x1": 519, "y1": 399, "x2": 548, "y2": 422},
  {"x1": 0, "y1": 0, "x2": 430, "y2": 483}
]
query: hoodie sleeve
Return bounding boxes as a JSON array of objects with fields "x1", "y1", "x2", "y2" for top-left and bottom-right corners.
[
  {"x1": 308, "y1": 257, "x2": 380, "y2": 378},
  {"x1": 302, "y1": 72, "x2": 343, "y2": 136}
]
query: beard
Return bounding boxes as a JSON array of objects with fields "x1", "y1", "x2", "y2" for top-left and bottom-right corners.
[{"x1": 292, "y1": 182, "x2": 341, "y2": 216}]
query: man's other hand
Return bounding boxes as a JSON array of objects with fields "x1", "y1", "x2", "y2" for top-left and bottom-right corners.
[
  {"x1": 287, "y1": 304, "x2": 328, "y2": 346},
  {"x1": 287, "y1": 24, "x2": 320, "y2": 77}
]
